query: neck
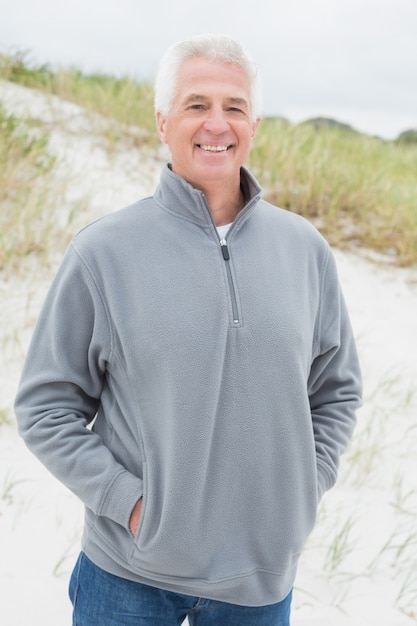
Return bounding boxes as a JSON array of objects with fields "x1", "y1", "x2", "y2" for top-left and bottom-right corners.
[{"x1": 203, "y1": 181, "x2": 245, "y2": 227}]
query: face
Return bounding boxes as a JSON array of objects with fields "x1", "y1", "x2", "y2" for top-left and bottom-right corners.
[{"x1": 156, "y1": 56, "x2": 261, "y2": 191}]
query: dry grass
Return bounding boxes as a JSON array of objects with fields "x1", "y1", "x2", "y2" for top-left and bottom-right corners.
[
  {"x1": 0, "y1": 103, "x2": 59, "y2": 275},
  {"x1": 1, "y1": 50, "x2": 417, "y2": 268},
  {"x1": 248, "y1": 118, "x2": 417, "y2": 266}
]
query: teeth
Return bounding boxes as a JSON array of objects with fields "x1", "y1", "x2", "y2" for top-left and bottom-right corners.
[{"x1": 200, "y1": 144, "x2": 228, "y2": 152}]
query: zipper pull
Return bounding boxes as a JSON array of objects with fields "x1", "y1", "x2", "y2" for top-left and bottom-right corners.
[{"x1": 220, "y1": 239, "x2": 230, "y2": 260}]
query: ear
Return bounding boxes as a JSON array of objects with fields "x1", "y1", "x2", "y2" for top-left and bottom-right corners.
[
  {"x1": 156, "y1": 111, "x2": 168, "y2": 144},
  {"x1": 251, "y1": 116, "x2": 262, "y2": 142}
]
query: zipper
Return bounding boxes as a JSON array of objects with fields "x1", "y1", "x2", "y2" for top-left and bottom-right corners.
[
  {"x1": 199, "y1": 191, "x2": 251, "y2": 328},
  {"x1": 220, "y1": 239, "x2": 240, "y2": 325}
]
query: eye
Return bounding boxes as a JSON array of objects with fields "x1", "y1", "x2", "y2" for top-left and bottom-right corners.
[
  {"x1": 188, "y1": 104, "x2": 206, "y2": 111},
  {"x1": 227, "y1": 107, "x2": 245, "y2": 114}
]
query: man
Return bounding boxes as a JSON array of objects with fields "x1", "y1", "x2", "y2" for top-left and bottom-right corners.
[{"x1": 15, "y1": 34, "x2": 362, "y2": 625}]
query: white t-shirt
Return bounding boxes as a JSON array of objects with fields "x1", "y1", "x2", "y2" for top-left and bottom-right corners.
[{"x1": 216, "y1": 223, "x2": 232, "y2": 240}]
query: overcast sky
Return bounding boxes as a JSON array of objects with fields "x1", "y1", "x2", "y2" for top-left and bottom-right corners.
[{"x1": 1, "y1": 0, "x2": 416, "y2": 138}]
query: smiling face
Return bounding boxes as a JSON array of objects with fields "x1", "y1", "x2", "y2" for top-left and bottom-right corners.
[{"x1": 156, "y1": 56, "x2": 261, "y2": 193}]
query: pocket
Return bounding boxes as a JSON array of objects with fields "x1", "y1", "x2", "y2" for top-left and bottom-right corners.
[{"x1": 131, "y1": 461, "x2": 148, "y2": 547}]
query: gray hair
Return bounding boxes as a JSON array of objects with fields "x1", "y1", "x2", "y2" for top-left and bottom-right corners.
[{"x1": 154, "y1": 33, "x2": 262, "y2": 122}]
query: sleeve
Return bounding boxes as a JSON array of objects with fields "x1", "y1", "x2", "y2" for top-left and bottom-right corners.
[
  {"x1": 308, "y1": 249, "x2": 363, "y2": 500},
  {"x1": 14, "y1": 243, "x2": 143, "y2": 529}
]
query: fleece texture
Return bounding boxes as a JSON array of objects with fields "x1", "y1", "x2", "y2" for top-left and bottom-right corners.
[{"x1": 15, "y1": 164, "x2": 362, "y2": 606}]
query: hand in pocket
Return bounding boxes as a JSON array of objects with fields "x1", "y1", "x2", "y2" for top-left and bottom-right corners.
[{"x1": 129, "y1": 498, "x2": 143, "y2": 536}]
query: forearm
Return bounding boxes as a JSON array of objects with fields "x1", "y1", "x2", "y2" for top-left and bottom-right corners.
[
  {"x1": 309, "y1": 250, "x2": 362, "y2": 497},
  {"x1": 312, "y1": 395, "x2": 359, "y2": 497},
  {"x1": 15, "y1": 384, "x2": 143, "y2": 528}
]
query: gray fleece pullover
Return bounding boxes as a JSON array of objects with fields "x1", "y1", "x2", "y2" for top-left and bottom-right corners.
[{"x1": 15, "y1": 164, "x2": 362, "y2": 606}]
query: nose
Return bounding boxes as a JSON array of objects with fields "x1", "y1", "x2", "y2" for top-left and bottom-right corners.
[{"x1": 203, "y1": 106, "x2": 230, "y2": 134}]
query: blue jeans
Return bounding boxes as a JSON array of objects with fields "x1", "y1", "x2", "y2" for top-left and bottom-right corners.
[{"x1": 69, "y1": 553, "x2": 292, "y2": 625}]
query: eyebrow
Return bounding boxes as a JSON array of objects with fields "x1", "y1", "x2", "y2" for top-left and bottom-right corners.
[
  {"x1": 182, "y1": 94, "x2": 209, "y2": 106},
  {"x1": 225, "y1": 97, "x2": 249, "y2": 109},
  {"x1": 182, "y1": 94, "x2": 249, "y2": 109}
]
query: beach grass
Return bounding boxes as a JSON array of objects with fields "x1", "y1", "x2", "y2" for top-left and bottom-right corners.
[
  {"x1": 1, "y1": 50, "x2": 417, "y2": 268},
  {"x1": 248, "y1": 117, "x2": 417, "y2": 267},
  {"x1": 0, "y1": 101, "x2": 58, "y2": 275},
  {"x1": 0, "y1": 50, "x2": 157, "y2": 141}
]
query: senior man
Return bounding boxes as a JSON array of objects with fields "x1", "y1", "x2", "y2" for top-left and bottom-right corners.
[{"x1": 15, "y1": 34, "x2": 362, "y2": 625}]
